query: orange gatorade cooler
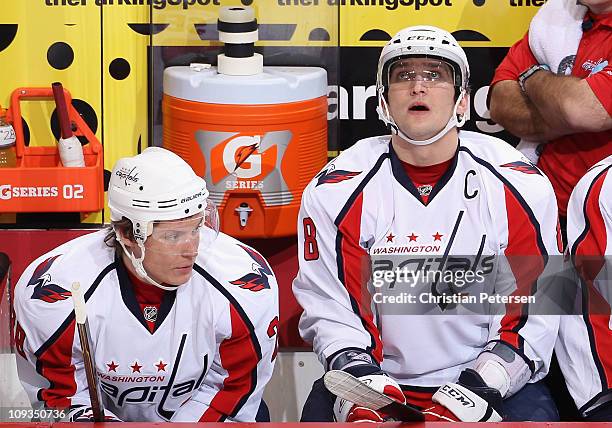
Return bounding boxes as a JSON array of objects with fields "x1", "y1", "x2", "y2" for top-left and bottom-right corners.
[
  {"x1": 162, "y1": 65, "x2": 328, "y2": 238},
  {"x1": 163, "y1": 6, "x2": 328, "y2": 238}
]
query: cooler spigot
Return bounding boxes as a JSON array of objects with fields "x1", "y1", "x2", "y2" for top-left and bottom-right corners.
[{"x1": 235, "y1": 203, "x2": 253, "y2": 227}]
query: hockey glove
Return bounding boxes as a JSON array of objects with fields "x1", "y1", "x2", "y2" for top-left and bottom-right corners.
[
  {"x1": 69, "y1": 406, "x2": 122, "y2": 422},
  {"x1": 583, "y1": 402, "x2": 612, "y2": 422},
  {"x1": 423, "y1": 369, "x2": 504, "y2": 422},
  {"x1": 333, "y1": 372, "x2": 407, "y2": 422}
]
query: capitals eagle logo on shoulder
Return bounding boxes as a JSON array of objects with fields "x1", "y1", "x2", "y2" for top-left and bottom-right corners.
[
  {"x1": 27, "y1": 255, "x2": 71, "y2": 303},
  {"x1": 315, "y1": 164, "x2": 361, "y2": 187},
  {"x1": 230, "y1": 244, "x2": 274, "y2": 292},
  {"x1": 500, "y1": 161, "x2": 542, "y2": 175}
]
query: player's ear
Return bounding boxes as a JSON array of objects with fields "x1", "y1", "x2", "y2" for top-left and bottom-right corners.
[
  {"x1": 114, "y1": 221, "x2": 138, "y2": 250},
  {"x1": 116, "y1": 230, "x2": 144, "y2": 260},
  {"x1": 456, "y1": 90, "x2": 469, "y2": 117}
]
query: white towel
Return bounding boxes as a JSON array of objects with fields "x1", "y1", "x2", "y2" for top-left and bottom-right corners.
[
  {"x1": 516, "y1": 140, "x2": 542, "y2": 164},
  {"x1": 528, "y1": 0, "x2": 586, "y2": 75},
  {"x1": 515, "y1": 0, "x2": 587, "y2": 164}
]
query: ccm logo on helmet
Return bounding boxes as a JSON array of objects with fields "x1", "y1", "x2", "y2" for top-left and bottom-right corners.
[{"x1": 406, "y1": 35, "x2": 436, "y2": 41}]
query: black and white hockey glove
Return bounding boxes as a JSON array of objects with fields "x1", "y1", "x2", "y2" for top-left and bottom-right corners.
[
  {"x1": 423, "y1": 369, "x2": 504, "y2": 422},
  {"x1": 332, "y1": 372, "x2": 407, "y2": 422},
  {"x1": 329, "y1": 350, "x2": 406, "y2": 423},
  {"x1": 69, "y1": 405, "x2": 122, "y2": 422}
]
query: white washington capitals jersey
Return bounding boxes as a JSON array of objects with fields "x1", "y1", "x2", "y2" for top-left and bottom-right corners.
[
  {"x1": 293, "y1": 131, "x2": 561, "y2": 387},
  {"x1": 556, "y1": 155, "x2": 612, "y2": 416},
  {"x1": 13, "y1": 230, "x2": 278, "y2": 422}
]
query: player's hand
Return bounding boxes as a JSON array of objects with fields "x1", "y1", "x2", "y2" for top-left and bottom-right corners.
[
  {"x1": 333, "y1": 373, "x2": 406, "y2": 422},
  {"x1": 72, "y1": 415, "x2": 121, "y2": 422},
  {"x1": 70, "y1": 406, "x2": 122, "y2": 422},
  {"x1": 422, "y1": 403, "x2": 460, "y2": 422},
  {"x1": 423, "y1": 369, "x2": 504, "y2": 422}
]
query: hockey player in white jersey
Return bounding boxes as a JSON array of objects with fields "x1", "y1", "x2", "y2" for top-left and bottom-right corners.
[
  {"x1": 294, "y1": 26, "x2": 561, "y2": 422},
  {"x1": 556, "y1": 155, "x2": 612, "y2": 421},
  {"x1": 13, "y1": 147, "x2": 279, "y2": 422}
]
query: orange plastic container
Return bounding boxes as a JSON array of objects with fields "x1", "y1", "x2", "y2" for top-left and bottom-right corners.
[
  {"x1": 163, "y1": 66, "x2": 328, "y2": 238},
  {"x1": 0, "y1": 87, "x2": 103, "y2": 213}
]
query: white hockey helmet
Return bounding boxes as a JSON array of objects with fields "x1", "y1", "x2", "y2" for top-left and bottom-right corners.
[
  {"x1": 376, "y1": 25, "x2": 470, "y2": 146},
  {"x1": 108, "y1": 147, "x2": 218, "y2": 290},
  {"x1": 109, "y1": 147, "x2": 210, "y2": 240}
]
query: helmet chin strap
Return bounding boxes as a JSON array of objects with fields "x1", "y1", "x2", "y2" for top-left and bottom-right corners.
[
  {"x1": 115, "y1": 228, "x2": 184, "y2": 292},
  {"x1": 377, "y1": 89, "x2": 467, "y2": 146}
]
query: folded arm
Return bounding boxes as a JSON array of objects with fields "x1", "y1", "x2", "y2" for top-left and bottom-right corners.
[{"x1": 523, "y1": 70, "x2": 612, "y2": 134}]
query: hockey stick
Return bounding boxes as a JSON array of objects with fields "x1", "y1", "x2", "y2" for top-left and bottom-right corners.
[
  {"x1": 71, "y1": 282, "x2": 105, "y2": 422},
  {"x1": 0, "y1": 252, "x2": 13, "y2": 350},
  {"x1": 52, "y1": 82, "x2": 84, "y2": 167},
  {"x1": 323, "y1": 370, "x2": 424, "y2": 422},
  {"x1": 0, "y1": 252, "x2": 9, "y2": 294}
]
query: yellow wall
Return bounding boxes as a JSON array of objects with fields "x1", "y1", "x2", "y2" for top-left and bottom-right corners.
[{"x1": 0, "y1": 0, "x2": 541, "y2": 224}]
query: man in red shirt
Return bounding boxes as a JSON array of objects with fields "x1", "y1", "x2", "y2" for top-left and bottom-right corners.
[
  {"x1": 490, "y1": 2, "x2": 612, "y2": 421},
  {"x1": 489, "y1": 0, "x2": 612, "y2": 232}
]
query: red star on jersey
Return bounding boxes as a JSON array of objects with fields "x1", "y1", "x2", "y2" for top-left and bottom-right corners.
[
  {"x1": 433, "y1": 232, "x2": 443, "y2": 241},
  {"x1": 106, "y1": 361, "x2": 118, "y2": 372},
  {"x1": 386, "y1": 233, "x2": 395, "y2": 242},
  {"x1": 155, "y1": 361, "x2": 167, "y2": 372},
  {"x1": 130, "y1": 362, "x2": 142, "y2": 373},
  {"x1": 408, "y1": 233, "x2": 418, "y2": 242}
]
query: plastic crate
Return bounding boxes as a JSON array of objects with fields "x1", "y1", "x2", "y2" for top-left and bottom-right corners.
[{"x1": 0, "y1": 87, "x2": 103, "y2": 213}]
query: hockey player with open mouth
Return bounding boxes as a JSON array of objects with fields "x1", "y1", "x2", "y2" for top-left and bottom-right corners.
[{"x1": 294, "y1": 25, "x2": 562, "y2": 422}]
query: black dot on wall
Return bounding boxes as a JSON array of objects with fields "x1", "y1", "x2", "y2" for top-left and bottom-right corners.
[
  {"x1": 72, "y1": 99, "x2": 98, "y2": 133},
  {"x1": 309, "y1": 28, "x2": 330, "y2": 41},
  {"x1": 241, "y1": 0, "x2": 253, "y2": 5},
  {"x1": 21, "y1": 118, "x2": 30, "y2": 146},
  {"x1": 0, "y1": 24, "x2": 18, "y2": 53},
  {"x1": 360, "y1": 29, "x2": 391, "y2": 41},
  {"x1": 109, "y1": 58, "x2": 131, "y2": 80},
  {"x1": 50, "y1": 110, "x2": 74, "y2": 141},
  {"x1": 127, "y1": 23, "x2": 169, "y2": 36},
  {"x1": 473, "y1": 0, "x2": 486, "y2": 5},
  {"x1": 104, "y1": 169, "x2": 111, "y2": 192},
  {"x1": 73, "y1": 99, "x2": 98, "y2": 145},
  {"x1": 47, "y1": 42, "x2": 74, "y2": 70},
  {"x1": 452, "y1": 30, "x2": 490, "y2": 42},
  {"x1": 50, "y1": 99, "x2": 98, "y2": 145}
]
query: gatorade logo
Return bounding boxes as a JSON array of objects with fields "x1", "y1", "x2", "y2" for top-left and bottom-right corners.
[
  {"x1": 214, "y1": 134, "x2": 278, "y2": 185},
  {"x1": 195, "y1": 130, "x2": 294, "y2": 205},
  {"x1": 0, "y1": 185, "x2": 61, "y2": 200},
  {"x1": 222, "y1": 135, "x2": 265, "y2": 180}
]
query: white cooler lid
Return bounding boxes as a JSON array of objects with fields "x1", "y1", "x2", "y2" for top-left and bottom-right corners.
[{"x1": 163, "y1": 65, "x2": 328, "y2": 105}]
